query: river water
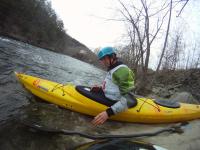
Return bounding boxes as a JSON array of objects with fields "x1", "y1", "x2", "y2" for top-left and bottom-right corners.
[
  {"x1": 0, "y1": 36, "x2": 106, "y2": 124},
  {"x1": 0, "y1": 36, "x2": 109, "y2": 149},
  {"x1": 1, "y1": 37, "x2": 161, "y2": 150},
  {"x1": 0, "y1": 36, "x2": 199, "y2": 150}
]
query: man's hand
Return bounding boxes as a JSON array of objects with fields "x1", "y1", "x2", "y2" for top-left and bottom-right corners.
[
  {"x1": 90, "y1": 86, "x2": 101, "y2": 93},
  {"x1": 91, "y1": 111, "x2": 109, "y2": 126}
]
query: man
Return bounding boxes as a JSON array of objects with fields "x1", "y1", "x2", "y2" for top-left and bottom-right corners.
[{"x1": 91, "y1": 46, "x2": 135, "y2": 126}]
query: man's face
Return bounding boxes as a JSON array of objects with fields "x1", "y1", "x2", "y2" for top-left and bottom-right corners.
[{"x1": 100, "y1": 56, "x2": 111, "y2": 67}]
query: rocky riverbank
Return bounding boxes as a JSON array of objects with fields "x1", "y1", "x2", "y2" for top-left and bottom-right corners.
[{"x1": 151, "y1": 69, "x2": 200, "y2": 103}]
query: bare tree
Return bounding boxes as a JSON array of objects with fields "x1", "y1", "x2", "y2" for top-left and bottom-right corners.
[
  {"x1": 117, "y1": 0, "x2": 170, "y2": 93},
  {"x1": 116, "y1": 0, "x2": 193, "y2": 94},
  {"x1": 194, "y1": 53, "x2": 200, "y2": 69},
  {"x1": 188, "y1": 44, "x2": 200, "y2": 69},
  {"x1": 156, "y1": 0, "x2": 173, "y2": 72},
  {"x1": 157, "y1": 0, "x2": 191, "y2": 72},
  {"x1": 162, "y1": 30, "x2": 184, "y2": 70}
]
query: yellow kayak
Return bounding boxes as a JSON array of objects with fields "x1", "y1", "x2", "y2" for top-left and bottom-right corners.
[{"x1": 15, "y1": 72, "x2": 200, "y2": 124}]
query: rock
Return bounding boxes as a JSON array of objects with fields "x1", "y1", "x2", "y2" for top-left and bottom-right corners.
[
  {"x1": 146, "y1": 120, "x2": 200, "y2": 150},
  {"x1": 170, "y1": 92, "x2": 199, "y2": 104},
  {"x1": 152, "y1": 86, "x2": 171, "y2": 98},
  {"x1": 158, "y1": 88, "x2": 171, "y2": 98}
]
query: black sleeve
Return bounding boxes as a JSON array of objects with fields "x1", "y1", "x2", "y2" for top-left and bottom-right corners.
[{"x1": 106, "y1": 107, "x2": 115, "y2": 117}]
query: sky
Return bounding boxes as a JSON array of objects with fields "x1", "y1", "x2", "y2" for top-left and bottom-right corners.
[
  {"x1": 51, "y1": 0, "x2": 200, "y2": 68},
  {"x1": 51, "y1": 0, "x2": 124, "y2": 49},
  {"x1": 51, "y1": 0, "x2": 200, "y2": 48}
]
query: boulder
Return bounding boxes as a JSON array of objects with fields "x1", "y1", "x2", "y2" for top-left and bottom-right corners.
[
  {"x1": 152, "y1": 86, "x2": 172, "y2": 98},
  {"x1": 170, "y1": 92, "x2": 199, "y2": 104}
]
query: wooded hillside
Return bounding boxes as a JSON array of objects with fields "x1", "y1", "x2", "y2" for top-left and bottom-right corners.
[{"x1": 0, "y1": 0, "x2": 99, "y2": 65}]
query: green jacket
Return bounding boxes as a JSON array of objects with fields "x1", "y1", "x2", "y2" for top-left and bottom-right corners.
[{"x1": 112, "y1": 66, "x2": 135, "y2": 95}]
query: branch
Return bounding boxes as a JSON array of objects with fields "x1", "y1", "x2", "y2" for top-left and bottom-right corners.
[
  {"x1": 149, "y1": 8, "x2": 170, "y2": 45},
  {"x1": 22, "y1": 120, "x2": 185, "y2": 140},
  {"x1": 176, "y1": 0, "x2": 189, "y2": 17},
  {"x1": 118, "y1": 0, "x2": 144, "y2": 46}
]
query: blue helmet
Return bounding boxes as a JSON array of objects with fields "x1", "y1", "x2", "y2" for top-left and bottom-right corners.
[{"x1": 97, "y1": 47, "x2": 116, "y2": 60}]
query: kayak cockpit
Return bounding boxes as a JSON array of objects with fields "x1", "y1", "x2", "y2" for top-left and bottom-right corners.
[
  {"x1": 154, "y1": 99, "x2": 180, "y2": 108},
  {"x1": 75, "y1": 85, "x2": 138, "y2": 107},
  {"x1": 75, "y1": 85, "x2": 116, "y2": 106}
]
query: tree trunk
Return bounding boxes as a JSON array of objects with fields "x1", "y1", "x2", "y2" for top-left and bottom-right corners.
[{"x1": 156, "y1": 0, "x2": 173, "y2": 72}]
